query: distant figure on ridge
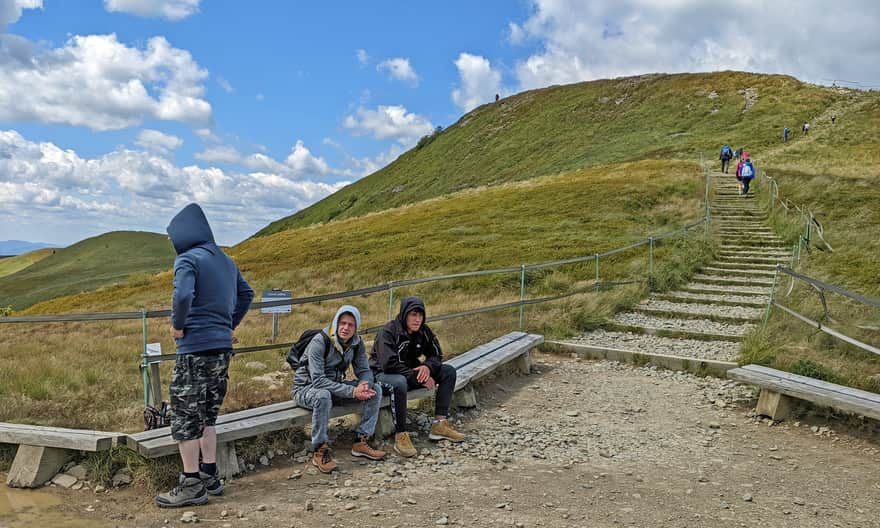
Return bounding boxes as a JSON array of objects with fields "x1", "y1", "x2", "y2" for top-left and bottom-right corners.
[
  {"x1": 155, "y1": 203, "x2": 254, "y2": 508},
  {"x1": 719, "y1": 144, "x2": 733, "y2": 174},
  {"x1": 371, "y1": 297, "x2": 465, "y2": 458},
  {"x1": 495, "y1": 93, "x2": 500, "y2": 102},
  {"x1": 803, "y1": 122, "x2": 810, "y2": 135},
  {"x1": 783, "y1": 126, "x2": 790, "y2": 143},
  {"x1": 740, "y1": 158, "x2": 756, "y2": 196},
  {"x1": 291, "y1": 305, "x2": 386, "y2": 474},
  {"x1": 831, "y1": 113, "x2": 837, "y2": 125}
]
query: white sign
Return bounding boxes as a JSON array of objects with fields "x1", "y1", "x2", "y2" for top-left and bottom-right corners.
[
  {"x1": 261, "y1": 289, "x2": 292, "y2": 314},
  {"x1": 146, "y1": 342, "x2": 162, "y2": 364}
]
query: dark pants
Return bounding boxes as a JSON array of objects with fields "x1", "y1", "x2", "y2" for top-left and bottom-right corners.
[
  {"x1": 376, "y1": 364, "x2": 457, "y2": 433},
  {"x1": 741, "y1": 177, "x2": 752, "y2": 195},
  {"x1": 721, "y1": 158, "x2": 730, "y2": 173}
]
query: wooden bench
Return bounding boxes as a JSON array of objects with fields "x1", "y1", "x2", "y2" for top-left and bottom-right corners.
[
  {"x1": 1, "y1": 423, "x2": 125, "y2": 488},
  {"x1": 127, "y1": 331, "x2": 543, "y2": 477},
  {"x1": 727, "y1": 364, "x2": 880, "y2": 421}
]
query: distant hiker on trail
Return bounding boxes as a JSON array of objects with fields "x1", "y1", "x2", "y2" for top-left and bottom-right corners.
[
  {"x1": 495, "y1": 93, "x2": 500, "y2": 102},
  {"x1": 783, "y1": 127, "x2": 790, "y2": 142},
  {"x1": 803, "y1": 122, "x2": 810, "y2": 135},
  {"x1": 292, "y1": 305, "x2": 386, "y2": 474},
  {"x1": 156, "y1": 203, "x2": 254, "y2": 508},
  {"x1": 719, "y1": 144, "x2": 733, "y2": 173},
  {"x1": 740, "y1": 148, "x2": 750, "y2": 162},
  {"x1": 371, "y1": 297, "x2": 464, "y2": 458},
  {"x1": 831, "y1": 113, "x2": 837, "y2": 125},
  {"x1": 735, "y1": 157, "x2": 745, "y2": 194},
  {"x1": 740, "y1": 158, "x2": 756, "y2": 196}
]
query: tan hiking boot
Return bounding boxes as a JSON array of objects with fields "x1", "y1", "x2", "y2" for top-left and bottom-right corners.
[
  {"x1": 351, "y1": 437, "x2": 386, "y2": 460},
  {"x1": 312, "y1": 444, "x2": 337, "y2": 473},
  {"x1": 393, "y1": 432, "x2": 417, "y2": 458},
  {"x1": 429, "y1": 420, "x2": 465, "y2": 442}
]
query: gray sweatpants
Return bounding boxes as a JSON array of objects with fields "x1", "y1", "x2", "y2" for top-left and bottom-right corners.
[{"x1": 294, "y1": 380, "x2": 382, "y2": 449}]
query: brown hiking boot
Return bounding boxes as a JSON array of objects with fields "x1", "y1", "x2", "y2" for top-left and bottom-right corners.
[
  {"x1": 312, "y1": 444, "x2": 337, "y2": 473},
  {"x1": 393, "y1": 432, "x2": 417, "y2": 458},
  {"x1": 429, "y1": 420, "x2": 465, "y2": 442},
  {"x1": 351, "y1": 437, "x2": 386, "y2": 460}
]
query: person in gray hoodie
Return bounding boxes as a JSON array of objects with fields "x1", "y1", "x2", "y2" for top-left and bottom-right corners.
[
  {"x1": 155, "y1": 203, "x2": 254, "y2": 508},
  {"x1": 293, "y1": 305, "x2": 386, "y2": 473}
]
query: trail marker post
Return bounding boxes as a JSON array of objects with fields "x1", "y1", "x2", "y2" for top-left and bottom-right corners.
[{"x1": 261, "y1": 289, "x2": 292, "y2": 343}]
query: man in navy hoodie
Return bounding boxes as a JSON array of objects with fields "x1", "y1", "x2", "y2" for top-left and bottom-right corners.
[{"x1": 155, "y1": 204, "x2": 254, "y2": 508}]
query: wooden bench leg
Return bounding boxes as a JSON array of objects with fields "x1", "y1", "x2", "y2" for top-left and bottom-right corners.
[
  {"x1": 756, "y1": 389, "x2": 793, "y2": 420},
  {"x1": 216, "y1": 442, "x2": 240, "y2": 479},
  {"x1": 453, "y1": 385, "x2": 477, "y2": 409},
  {"x1": 376, "y1": 408, "x2": 395, "y2": 439},
  {"x1": 513, "y1": 351, "x2": 532, "y2": 375},
  {"x1": 6, "y1": 445, "x2": 71, "y2": 488}
]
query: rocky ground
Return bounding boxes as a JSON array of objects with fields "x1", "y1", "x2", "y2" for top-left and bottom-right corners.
[{"x1": 11, "y1": 351, "x2": 880, "y2": 528}]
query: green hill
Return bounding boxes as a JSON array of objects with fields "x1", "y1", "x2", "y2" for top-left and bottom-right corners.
[
  {"x1": 0, "y1": 248, "x2": 57, "y2": 279},
  {"x1": 0, "y1": 231, "x2": 174, "y2": 310},
  {"x1": 257, "y1": 71, "x2": 878, "y2": 236}
]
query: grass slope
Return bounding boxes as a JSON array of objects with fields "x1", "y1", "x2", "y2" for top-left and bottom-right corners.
[
  {"x1": 258, "y1": 71, "x2": 874, "y2": 236},
  {"x1": 0, "y1": 248, "x2": 56, "y2": 279},
  {"x1": 0, "y1": 231, "x2": 174, "y2": 310}
]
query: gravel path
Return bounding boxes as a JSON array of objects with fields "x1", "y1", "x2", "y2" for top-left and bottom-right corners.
[
  {"x1": 613, "y1": 312, "x2": 756, "y2": 337},
  {"x1": 563, "y1": 330, "x2": 740, "y2": 361},
  {"x1": 639, "y1": 299, "x2": 763, "y2": 320},
  {"x1": 664, "y1": 291, "x2": 769, "y2": 306}
]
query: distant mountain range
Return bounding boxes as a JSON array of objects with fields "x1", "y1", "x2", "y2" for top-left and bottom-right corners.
[{"x1": 0, "y1": 240, "x2": 58, "y2": 256}]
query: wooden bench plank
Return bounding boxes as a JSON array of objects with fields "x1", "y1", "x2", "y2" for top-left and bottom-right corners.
[
  {"x1": 728, "y1": 367, "x2": 880, "y2": 421},
  {"x1": 0, "y1": 423, "x2": 122, "y2": 452},
  {"x1": 742, "y1": 365, "x2": 880, "y2": 405}
]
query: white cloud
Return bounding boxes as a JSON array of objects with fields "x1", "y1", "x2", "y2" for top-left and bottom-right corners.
[
  {"x1": 507, "y1": 22, "x2": 525, "y2": 45},
  {"x1": 217, "y1": 77, "x2": 234, "y2": 93},
  {"x1": 0, "y1": 129, "x2": 349, "y2": 244},
  {"x1": 355, "y1": 48, "x2": 369, "y2": 66},
  {"x1": 103, "y1": 0, "x2": 200, "y2": 20},
  {"x1": 195, "y1": 128, "x2": 220, "y2": 143},
  {"x1": 0, "y1": 0, "x2": 41, "y2": 30},
  {"x1": 377, "y1": 57, "x2": 419, "y2": 85},
  {"x1": 194, "y1": 146, "x2": 242, "y2": 164},
  {"x1": 451, "y1": 53, "x2": 504, "y2": 112},
  {"x1": 343, "y1": 105, "x2": 433, "y2": 145},
  {"x1": 0, "y1": 33, "x2": 211, "y2": 130},
  {"x1": 511, "y1": 0, "x2": 880, "y2": 90},
  {"x1": 135, "y1": 129, "x2": 183, "y2": 155}
]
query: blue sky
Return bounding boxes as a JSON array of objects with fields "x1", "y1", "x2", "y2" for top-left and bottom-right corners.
[{"x1": 1, "y1": 0, "x2": 878, "y2": 246}]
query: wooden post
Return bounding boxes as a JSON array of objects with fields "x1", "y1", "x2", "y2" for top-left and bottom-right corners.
[
  {"x1": 376, "y1": 408, "x2": 395, "y2": 438},
  {"x1": 513, "y1": 351, "x2": 532, "y2": 375},
  {"x1": 149, "y1": 362, "x2": 162, "y2": 407},
  {"x1": 6, "y1": 445, "x2": 71, "y2": 488},
  {"x1": 755, "y1": 389, "x2": 793, "y2": 420},
  {"x1": 452, "y1": 385, "x2": 477, "y2": 409},
  {"x1": 216, "y1": 442, "x2": 240, "y2": 479}
]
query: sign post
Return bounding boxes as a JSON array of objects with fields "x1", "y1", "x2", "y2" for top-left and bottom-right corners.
[{"x1": 261, "y1": 289, "x2": 292, "y2": 342}]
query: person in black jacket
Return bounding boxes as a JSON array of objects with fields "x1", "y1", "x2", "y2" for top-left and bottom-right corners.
[{"x1": 371, "y1": 297, "x2": 464, "y2": 457}]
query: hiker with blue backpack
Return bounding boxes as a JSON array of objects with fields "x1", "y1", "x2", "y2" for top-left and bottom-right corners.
[
  {"x1": 740, "y1": 158, "x2": 756, "y2": 195},
  {"x1": 783, "y1": 127, "x2": 790, "y2": 142},
  {"x1": 719, "y1": 144, "x2": 733, "y2": 173},
  {"x1": 290, "y1": 305, "x2": 387, "y2": 473}
]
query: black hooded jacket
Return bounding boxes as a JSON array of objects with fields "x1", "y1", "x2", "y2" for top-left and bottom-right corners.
[{"x1": 370, "y1": 296, "x2": 443, "y2": 381}]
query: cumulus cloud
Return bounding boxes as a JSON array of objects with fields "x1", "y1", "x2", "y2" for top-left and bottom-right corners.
[
  {"x1": 217, "y1": 77, "x2": 234, "y2": 93},
  {"x1": 355, "y1": 48, "x2": 369, "y2": 66},
  {"x1": 135, "y1": 129, "x2": 183, "y2": 155},
  {"x1": 103, "y1": 0, "x2": 200, "y2": 20},
  {"x1": 0, "y1": 0, "x2": 41, "y2": 30},
  {"x1": 195, "y1": 128, "x2": 221, "y2": 143},
  {"x1": 451, "y1": 53, "x2": 504, "y2": 112},
  {"x1": 0, "y1": 129, "x2": 348, "y2": 244},
  {"x1": 194, "y1": 145, "x2": 241, "y2": 164},
  {"x1": 0, "y1": 33, "x2": 211, "y2": 130},
  {"x1": 512, "y1": 0, "x2": 880, "y2": 90},
  {"x1": 377, "y1": 57, "x2": 419, "y2": 85},
  {"x1": 343, "y1": 105, "x2": 433, "y2": 145}
]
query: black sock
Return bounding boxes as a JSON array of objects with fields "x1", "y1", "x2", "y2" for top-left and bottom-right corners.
[
  {"x1": 183, "y1": 471, "x2": 201, "y2": 479},
  {"x1": 199, "y1": 462, "x2": 217, "y2": 475}
]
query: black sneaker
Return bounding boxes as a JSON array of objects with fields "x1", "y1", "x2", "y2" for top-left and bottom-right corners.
[
  {"x1": 199, "y1": 470, "x2": 224, "y2": 496},
  {"x1": 155, "y1": 475, "x2": 208, "y2": 508}
]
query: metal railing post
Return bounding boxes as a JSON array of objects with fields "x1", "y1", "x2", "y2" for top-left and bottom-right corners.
[
  {"x1": 141, "y1": 309, "x2": 150, "y2": 407},
  {"x1": 763, "y1": 266, "x2": 779, "y2": 327},
  {"x1": 518, "y1": 265, "x2": 526, "y2": 331},
  {"x1": 648, "y1": 236, "x2": 654, "y2": 276},
  {"x1": 594, "y1": 254, "x2": 600, "y2": 285},
  {"x1": 388, "y1": 286, "x2": 394, "y2": 321}
]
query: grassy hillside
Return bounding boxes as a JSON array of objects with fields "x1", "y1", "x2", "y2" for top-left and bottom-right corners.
[
  {"x1": 0, "y1": 231, "x2": 174, "y2": 310},
  {"x1": 2, "y1": 160, "x2": 710, "y2": 430},
  {"x1": 0, "y1": 248, "x2": 56, "y2": 279},
  {"x1": 257, "y1": 71, "x2": 876, "y2": 236}
]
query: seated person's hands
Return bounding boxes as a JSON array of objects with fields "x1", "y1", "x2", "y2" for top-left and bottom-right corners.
[
  {"x1": 354, "y1": 382, "x2": 376, "y2": 401},
  {"x1": 414, "y1": 365, "x2": 435, "y2": 389}
]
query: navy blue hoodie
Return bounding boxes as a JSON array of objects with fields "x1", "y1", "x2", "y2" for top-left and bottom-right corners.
[{"x1": 166, "y1": 203, "x2": 254, "y2": 354}]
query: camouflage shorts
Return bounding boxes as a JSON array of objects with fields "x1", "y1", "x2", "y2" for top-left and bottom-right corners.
[{"x1": 169, "y1": 350, "x2": 231, "y2": 442}]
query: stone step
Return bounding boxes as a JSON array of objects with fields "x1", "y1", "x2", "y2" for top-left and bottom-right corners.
[
  {"x1": 560, "y1": 330, "x2": 740, "y2": 364},
  {"x1": 692, "y1": 274, "x2": 775, "y2": 286},
  {"x1": 682, "y1": 283, "x2": 773, "y2": 296},
  {"x1": 715, "y1": 255, "x2": 789, "y2": 265},
  {"x1": 609, "y1": 312, "x2": 755, "y2": 340},
  {"x1": 636, "y1": 299, "x2": 763, "y2": 322},
  {"x1": 718, "y1": 239, "x2": 789, "y2": 248},
  {"x1": 721, "y1": 244, "x2": 789, "y2": 252},
  {"x1": 718, "y1": 250, "x2": 791, "y2": 258},
  {"x1": 658, "y1": 291, "x2": 768, "y2": 308},
  {"x1": 701, "y1": 266, "x2": 776, "y2": 276},
  {"x1": 708, "y1": 262, "x2": 778, "y2": 271}
]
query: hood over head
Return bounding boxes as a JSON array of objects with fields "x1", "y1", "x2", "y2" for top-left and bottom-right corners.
[
  {"x1": 167, "y1": 203, "x2": 216, "y2": 255},
  {"x1": 396, "y1": 296, "x2": 426, "y2": 330},
  {"x1": 330, "y1": 304, "x2": 362, "y2": 346}
]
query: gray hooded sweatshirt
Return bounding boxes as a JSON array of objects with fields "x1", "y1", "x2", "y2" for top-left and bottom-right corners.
[{"x1": 292, "y1": 305, "x2": 373, "y2": 399}]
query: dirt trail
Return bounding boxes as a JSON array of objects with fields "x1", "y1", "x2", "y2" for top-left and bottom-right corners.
[{"x1": 10, "y1": 352, "x2": 880, "y2": 528}]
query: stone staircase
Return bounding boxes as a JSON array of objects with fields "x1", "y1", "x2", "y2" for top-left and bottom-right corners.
[{"x1": 556, "y1": 172, "x2": 790, "y2": 372}]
